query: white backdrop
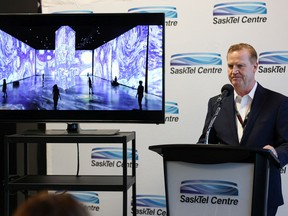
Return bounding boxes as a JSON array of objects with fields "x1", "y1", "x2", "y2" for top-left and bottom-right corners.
[{"x1": 42, "y1": 0, "x2": 288, "y2": 215}]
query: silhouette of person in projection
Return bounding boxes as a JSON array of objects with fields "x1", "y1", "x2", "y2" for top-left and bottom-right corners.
[
  {"x1": 111, "y1": 76, "x2": 119, "y2": 86},
  {"x1": 136, "y1": 80, "x2": 144, "y2": 110},
  {"x1": 88, "y1": 77, "x2": 93, "y2": 94},
  {"x1": 52, "y1": 84, "x2": 61, "y2": 110},
  {"x1": 2, "y1": 79, "x2": 7, "y2": 98}
]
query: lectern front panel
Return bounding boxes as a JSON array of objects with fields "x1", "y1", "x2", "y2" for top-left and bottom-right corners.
[{"x1": 165, "y1": 161, "x2": 254, "y2": 216}]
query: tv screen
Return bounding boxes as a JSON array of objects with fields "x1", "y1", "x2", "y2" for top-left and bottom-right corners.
[{"x1": 0, "y1": 13, "x2": 165, "y2": 124}]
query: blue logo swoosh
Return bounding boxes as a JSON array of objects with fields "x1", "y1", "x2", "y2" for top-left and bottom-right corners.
[
  {"x1": 128, "y1": 6, "x2": 177, "y2": 18},
  {"x1": 136, "y1": 195, "x2": 166, "y2": 208},
  {"x1": 91, "y1": 147, "x2": 138, "y2": 160},
  {"x1": 259, "y1": 51, "x2": 288, "y2": 64},
  {"x1": 180, "y1": 180, "x2": 238, "y2": 196},
  {"x1": 165, "y1": 101, "x2": 179, "y2": 114},
  {"x1": 213, "y1": 2, "x2": 267, "y2": 16}
]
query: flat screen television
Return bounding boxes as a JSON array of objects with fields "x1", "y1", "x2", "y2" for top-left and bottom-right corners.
[{"x1": 0, "y1": 13, "x2": 165, "y2": 124}]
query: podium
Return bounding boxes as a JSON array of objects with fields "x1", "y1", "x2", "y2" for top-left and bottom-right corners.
[{"x1": 149, "y1": 144, "x2": 280, "y2": 216}]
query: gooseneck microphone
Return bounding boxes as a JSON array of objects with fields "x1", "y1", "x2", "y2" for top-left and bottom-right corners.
[
  {"x1": 205, "y1": 84, "x2": 234, "y2": 144},
  {"x1": 215, "y1": 84, "x2": 234, "y2": 104}
]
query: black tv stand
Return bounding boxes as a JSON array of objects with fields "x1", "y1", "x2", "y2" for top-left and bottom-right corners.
[
  {"x1": 21, "y1": 127, "x2": 120, "y2": 136},
  {"x1": 4, "y1": 131, "x2": 136, "y2": 216},
  {"x1": 46, "y1": 129, "x2": 120, "y2": 136}
]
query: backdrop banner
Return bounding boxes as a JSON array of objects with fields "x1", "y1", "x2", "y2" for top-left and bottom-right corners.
[{"x1": 42, "y1": 1, "x2": 288, "y2": 215}]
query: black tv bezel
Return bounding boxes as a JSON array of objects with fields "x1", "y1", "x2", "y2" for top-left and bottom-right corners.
[{"x1": 0, "y1": 13, "x2": 165, "y2": 124}]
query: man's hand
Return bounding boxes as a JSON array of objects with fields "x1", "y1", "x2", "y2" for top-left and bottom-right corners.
[{"x1": 263, "y1": 145, "x2": 278, "y2": 158}]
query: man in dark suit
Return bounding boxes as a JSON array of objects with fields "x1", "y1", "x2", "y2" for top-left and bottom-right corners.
[{"x1": 198, "y1": 43, "x2": 288, "y2": 216}]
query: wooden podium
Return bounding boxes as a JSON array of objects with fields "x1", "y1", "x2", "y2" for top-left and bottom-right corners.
[{"x1": 149, "y1": 144, "x2": 280, "y2": 216}]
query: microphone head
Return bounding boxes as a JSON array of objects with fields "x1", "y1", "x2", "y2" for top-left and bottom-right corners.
[{"x1": 221, "y1": 84, "x2": 234, "y2": 97}]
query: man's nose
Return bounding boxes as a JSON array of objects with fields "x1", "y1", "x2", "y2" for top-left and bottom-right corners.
[{"x1": 232, "y1": 66, "x2": 239, "y2": 73}]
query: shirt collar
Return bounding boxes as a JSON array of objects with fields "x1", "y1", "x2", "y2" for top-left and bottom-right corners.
[{"x1": 234, "y1": 82, "x2": 258, "y2": 101}]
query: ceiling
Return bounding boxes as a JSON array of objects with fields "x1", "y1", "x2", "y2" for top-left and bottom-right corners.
[{"x1": 0, "y1": 15, "x2": 136, "y2": 50}]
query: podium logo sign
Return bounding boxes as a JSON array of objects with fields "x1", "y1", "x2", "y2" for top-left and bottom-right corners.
[
  {"x1": 180, "y1": 180, "x2": 239, "y2": 206},
  {"x1": 166, "y1": 152, "x2": 253, "y2": 215}
]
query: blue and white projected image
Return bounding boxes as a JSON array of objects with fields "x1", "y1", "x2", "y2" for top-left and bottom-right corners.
[
  {"x1": 0, "y1": 23, "x2": 163, "y2": 111},
  {"x1": 0, "y1": 29, "x2": 36, "y2": 110}
]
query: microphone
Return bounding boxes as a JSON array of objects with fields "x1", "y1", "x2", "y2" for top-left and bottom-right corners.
[
  {"x1": 205, "y1": 84, "x2": 234, "y2": 144},
  {"x1": 215, "y1": 84, "x2": 234, "y2": 104}
]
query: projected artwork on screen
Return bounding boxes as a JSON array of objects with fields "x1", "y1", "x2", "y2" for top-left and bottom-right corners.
[
  {"x1": 0, "y1": 23, "x2": 163, "y2": 111},
  {"x1": 94, "y1": 25, "x2": 163, "y2": 97},
  {"x1": 0, "y1": 29, "x2": 35, "y2": 86}
]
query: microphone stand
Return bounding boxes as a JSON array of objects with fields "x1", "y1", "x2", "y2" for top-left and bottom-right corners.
[
  {"x1": 204, "y1": 105, "x2": 221, "y2": 144},
  {"x1": 204, "y1": 84, "x2": 233, "y2": 144}
]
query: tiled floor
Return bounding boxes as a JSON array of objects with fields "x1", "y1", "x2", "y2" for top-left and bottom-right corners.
[{"x1": 0, "y1": 75, "x2": 162, "y2": 111}]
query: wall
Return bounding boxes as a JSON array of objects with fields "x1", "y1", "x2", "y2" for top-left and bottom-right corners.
[
  {"x1": 23, "y1": 0, "x2": 288, "y2": 216},
  {"x1": 42, "y1": 0, "x2": 288, "y2": 216}
]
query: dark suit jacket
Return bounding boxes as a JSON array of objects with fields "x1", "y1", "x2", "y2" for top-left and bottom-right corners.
[{"x1": 198, "y1": 83, "x2": 288, "y2": 208}]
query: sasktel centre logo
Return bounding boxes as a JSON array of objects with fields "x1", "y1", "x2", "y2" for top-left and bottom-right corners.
[
  {"x1": 91, "y1": 147, "x2": 139, "y2": 168},
  {"x1": 180, "y1": 180, "x2": 240, "y2": 206},
  {"x1": 258, "y1": 51, "x2": 288, "y2": 74},
  {"x1": 170, "y1": 52, "x2": 222, "y2": 75},
  {"x1": 213, "y1": 1, "x2": 268, "y2": 25},
  {"x1": 128, "y1": 6, "x2": 178, "y2": 27},
  {"x1": 134, "y1": 195, "x2": 166, "y2": 216},
  {"x1": 165, "y1": 101, "x2": 179, "y2": 123},
  {"x1": 56, "y1": 191, "x2": 100, "y2": 213}
]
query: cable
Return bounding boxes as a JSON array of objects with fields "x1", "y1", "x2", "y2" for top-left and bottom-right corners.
[{"x1": 76, "y1": 143, "x2": 80, "y2": 177}]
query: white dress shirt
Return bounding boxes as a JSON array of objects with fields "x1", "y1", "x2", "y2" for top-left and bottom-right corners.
[{"x1": 234, "y1": 82, "x2": 257, "y2": 141}]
